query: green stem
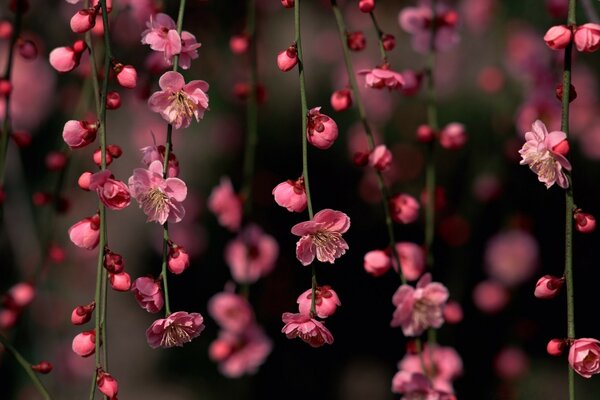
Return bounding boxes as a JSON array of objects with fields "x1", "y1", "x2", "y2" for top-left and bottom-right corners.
[
  {"x1": 310, "y1": 265, "x2": 318, "y2": 317},
  {"x1": 0, "y1": 333, "x2": 51, "y2": 400},
  {"x1": 330, "y1": 0, "x2": 406, "y2": 284},
  {"x1": 368, "y1": 12, "x2": 387, "y2": 63},
  {"x1": 414, "y1": 338, "x2": 428, "y2": 377},
  {"x1": 161, "y1": 221, "x2": 172, "y2": 316},
  {"x1": 295, "y1": 0, "x2": 314, "y2": 220}
]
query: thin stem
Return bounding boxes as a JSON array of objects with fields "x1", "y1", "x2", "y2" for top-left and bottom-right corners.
[
  {"x1": 330, "y1": 0, "x2": 406, "y2": 284},
  {"x1": 295, "y1": 0, "x2": 314, "y2": 219},
  {"x1": 0, "y1": 333, "x2": 52, "y2": 400},
  {"x1": 414, "y1": 338, "x2": 428, "y2": 377},
  {"x1": 161, "y1": 222, "x2": 172, "y2": 316},
  {"x1": 368, "y1": 12, "x2": 387, "y2": 63},
  {"x1": 310, "y1": 265, "x2": 317, "y2": 317}
]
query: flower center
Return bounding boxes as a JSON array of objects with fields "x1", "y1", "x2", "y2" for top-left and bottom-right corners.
[
  {"x1": 162, "y1": 324, "x2": 192, "y2": 347},
  {"x1": 169, "y1": 90, "x2": 197, "y2": 118}
]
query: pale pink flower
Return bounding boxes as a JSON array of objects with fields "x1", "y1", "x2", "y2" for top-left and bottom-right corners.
[
  {"x1": 485, "y1": 229, "x2": 539, "y2": 287},
  {"x1": 70, "y1": 9, "x2": 96, "y2": 34},
  {"x1": 358, "y1": 66, "x2": 405, "y2": 90},
  {"x1": 128, "y1": 160, "x2": 187, "y2": 224},
  {"x1": 281, "y1": 312, "x2": 334, "y2": 347},
  {"x1": 140, "y1": 145, "x2": 179, "y2": 177},
  {"x1": 209, "y1": 325, "x2": 272, "y2": 378},
  {"x1": 146, "y1": 311, "x2": 205, "y2": 349},
  {"x1": 115, "y1": 65, "x2": 137, "y2": 89},
  {"x1": 544, "y1": 25, "x2": 573, "y2": 50},
  {"x1": 398, "y1": 344, "x2": 463, "y2": 394},
  {"x1": 131, "y1": 276, "x2": 164, "y2": 313},
  {"x1": 306, "y1": 107, "x2": 338, "y2": 149},
  {"x1": 272, "y1": 177, "x2": 307, "y2": 212},
  {"x1": 62, "y1": 120, "x2": 97, "y2": 149},
  {"x1": 68, "y1": 214, "x2": 100, "y2": 250},
  {"x1": 574, "y1": 23, "x2": 600, "y2": 53},
  {"x1": 391, "y1": 273, "x2": 449, "y2": 336},
  {"x1": 178, "y1": 31, "x2": 201, "y2": 70},
  {"x1": 72, "y1": 330, "x2": 96, "y2": 357},
  {"x1": 569, "y1": 338, "x2": 600, "y2": 378},
  {"x1": 291, "y1": 209, "x2": 350, "y2": 266},
  {"x1": 89, "y1": 170, "x2": 131, "y2": 211},
  {"x1": 141, "y1": 13, "x2": 182, "y2": 61},
  {"x1": 392, "y1": 371, "x2": 456, "y2": 400},
  {"x1": 297, "y1": 286, "x2": 341, "y2": 318},
  {"x1": 399, "y1": 1, "x2": 460, "y2": 54},
  {"x1": 148, "y1": 71, "x2": 209, "y2": 129},
  {"x1": 225, "y1": 224, "x2": 279, "y2": 284},
  {"x1": 394, "y1": 242, "x2": 426, "y2": 281},
  {"x1": 519, "y1": 120, "x2": 571, "y2": 189},
  {"x1": 389, "y1": 193, "x2": 420, "y2": 224},
  {"x1": 364, "y1": 249, "x2": 392, "y2": 277},
  {"x1": 208, "y1": 292, "x2": 254, "y2": 334},
  {"x1": 49, "y1": 46, "x2": 80, "y2": 73},
  {"x1": 208, "y1": 177, "x2": 242, "y2": 232}
]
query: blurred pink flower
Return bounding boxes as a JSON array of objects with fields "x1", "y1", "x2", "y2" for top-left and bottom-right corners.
[
  {"x1": 363, "y1": 249, "x2": 392, "y2": 277},
  {"x1": 358, "y1": 66, "x2": 405, "y2": 90},
  {"x1": 297, "y1": 285, "x2": 341, "y2": 318},
  {"x1": 141, "y1": 13, "x2": 181, "y2": 61},
  {"x1": 392, "y1": 371, "x2": 456, "y2": 399},
  {"x1": 398, "y1": 344, "x2": 463, "y2": 393},
  {"x1": 146, "y1": 311, "x2": 205, "y2": 349},
  {"x1": 177, "y1": 31, "x2": 201, "y2": 70},
  {"x1": 209, "y1": 325, "x2": 272, "y2": 378},
  {"x1": 291, "y1": 209, "x2": 350, "y2": 266},
  {"x1": 389, "y1": 193, "x2": 420, "y2": 224},
  {"x1": 369, "y1": 144, "x2": 393, "y2": 171},
  {"x1": 140, "y1": 145, "x2": 180, "y2": 177},
  {"x1": 225, "y1": 224, "x2": 279, "y2": 284},
  {"x1": 89, "y1": 170, "x2": 131, "y2": 211},
  {"x1": 398, "y1": 1, "x2": 460, "y2": 54},
  {"x1": 473, "y1": 280, "x2": 509, "y2": 313},
  {"x1": 519, "y1": 119, "x2": 571, "y2": 189},
  {"x1": 391, "y1": 273, "x2": 449, "y2": 336},
  {"x1": 208, "y1": 177, "x2": 242, "y2": 232},
  {"x1": 281, "y1": 312, "x2": 334, "y2": 347},
  {"x1": 485, "y1": 229, "x2": 539, "y2": 287},
  {"x1": 131, "y1": 276, "x2": 164, "y2": 313},
  {"x1": 494, "y1": 346, "x2": 529, "y2": 380},
  {"x1": 208, "y1": 292, "x2": 254, "y2": 334},
  {"x1": 148, "y1": 71, "x2": 209, "y2": 129},
  {"x1": 393, "y1": 242, "x2": 426, "y2": 281},
  {"x1": 128, "y1": 160, "x2": 187, "y2": 224},
  {"x1": 568, "y1": 338, "x2": 600, "y2": 378}
]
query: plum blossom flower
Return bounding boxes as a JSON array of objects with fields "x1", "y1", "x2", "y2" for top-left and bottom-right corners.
[
  {"x1": 358, "y1": 66, "x2": 405, "y2": 90},
  {"x1": 394, "y1": 242, "x2": 426, "y2": 281},
  {"x1": 306, "y1": 107, "x2": 338, "y2": 149},
  {"x1": 297, "y1": 286, "x2": 341, "y2": 318},
  {"x1": 89, "y1": 170, "x2": 131, "y2": 211},
  {"x1": 519, "y1": 120, "x2": 571, "y2": 189},
  {"x1": 208, "y1": 177, "x2": 242, "y2": 232},
  {"x1": 225, "y1": 224, "x2": 279, "y2": 284},
  {"x1": 392, "y1": 371, "x2": 456, "y2": 400},
  {"x1": 148, "y1": 71, "x2": 209, "y2": 129},
  {"x1": 131, "y1": 276, "x2": 164, "y2": 313},
  {"x1": 146, "y1": 311, "x2": 205, "y2": 349},
  {"x1": 68, "y1": 214, "x2": 100, "y2": 249},
  {"x1": 141, "y1": 13, "x2": 181, "y2": 61},
  {"x1": 140, "y1": 145, "x2": 179, "y2": 177},
  {"x1": 569, "y1": 338, "x2": 600, "y2": 378},
  {"x1": 178, "y1": 31, "x2": 201, "y2": 70},
  {"x1": 208, "y1": 292, "x2": 254, "y2": 334},
  {"x1": 272, "y1": 177, "x2": 307, "y2": 212},
  {"x1": 291, "y1": 209, "x2": 350, "y2": 266},
  {"x1": 391, "y1": 273, "x2": 449, "y2": 336},
  {"x1": 128, "y1": 160, "x2": 187, "y2": 224},
  {"x1": 485, "y1": 229, "x2": 539, "y2": 287},
  {"x1": 398, "y1": 344, "x2": 463, "y2": 393},
  {"x1": 62, "y1": 120, "x2": 97, "y2": 149},
  {"x1": 281, "y1": 312, "x2": 334, "y2": 347},
  {"x1": 399, "y1": 1, "x2": 460, "y2": 54}
]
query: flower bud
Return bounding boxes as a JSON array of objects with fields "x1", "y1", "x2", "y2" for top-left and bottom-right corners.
[
  {"x1": 114, "y1": 64, "x2": 137, "y2": 88},
  {"x1": 382, "y1": 33, "x2": 395, "y2": 51},
  {"x1": 534, "y1": 275, "x2": 564, "y2": 299},
  {"x1": 97, "y1": 369, "x2": 119, "y2": 399},
  {"x1": 106, "y1": 91, "x2": 121, "y2": 110},
  {"x1": 78, "y1": 171, "x2": 93, "y2": 191},
  {"x1": 11, "y1": 131, "x2": 31, "y2": 147},
  {"x1": 544, "y1": 25, "x2": 572, "y2": 50},
  {"x1": 306, "y1": 107, "x2": 338, "y2": 149},
  {"x1": 31, "y1": 361, "x2": 53, "y2": 374},
  {"x1": 17, "y1": 39, "x2": 37, "y2": 60},
  {"x1": 574, "y1": 210, "x2": 596, "y2": 233},
  {"x1": 70, "y1": 9, "x2": 96, "y2": 33},
  {"x1": 45, "y1": 151, "x2": 67, "y2": 171},
  {"x1": 347, "y1": 31, "x2": 366, "y2": 51},
  {"x1": 363, "y1": 249, "x2": 391, "y2": 277},
  {"x1": 72, "y1": 330, "x2": 96, "y2": 357},
  {"x1": 4, "y1": 282, "x2": 35, "y2": 309},
  {"x1": 109, "y1": 272, "x2": 131, "y2": 292},
  {"x1": 72, "y1": 39, "x2": 87, "y2": 54},
  {"x1": 439, "y1": 122, "x2": 467, "y2": 150},
  {"x1": 104, "y1": 250, "x2": 124, "y2": 274},
  {"x1": 229, "y1": 33, "x2": 249, "y2": 54},
  {"x1": 0, "y1": 20, "x2": 13, "y2": 40},
  {"x1": 330, "y1": 89, "x2": 352, "y2": 112},
  {"x1": 352, "y1": 151, "x2": 369, "y2": 167},
  {"x1": 547, "y1": 338, "x2": 566, "y2": 356},
  {"x1": 107, "y1": 144, "x2": 122, "y2": 158},
  {"x1": 277, "y1": 45, "x2": 298, "y2": 72},
  {"x1": 297, "y1": 286, "x2": 341, "y2": 318},
  {"x1": 49, "y1": 46, "x2": 78, "y2": 73},
  {"x1": 574, "y1": 23, "x2": 600, "y2": 53},
  {"x1": 71, "y1": 302, "x2": 95, "y2": 325},
  {"x1": 272, "y1": 177, "x2": 307, "y2": 212},
  {"x1": 93, "y1": 148, "x2": 113, "y2": 166},
  {"x1": 62, "y1": 120, "x2": 97, "y2": 149},
  {"x1": 168, "y1": 244, "x2": 190, "y2": 274},
  {"x1": 416, "y1": 124, "x2": 435, "y2": 143},
  {"x1": 48, "y1": 244, "x2": 66, "y2": 264},
  {"x1": 389, "y1": 193, "x2": 420, "y2": 224},
  {"x1": 443, "y1": 300, "x2": 463, "y2": 324},
  {"x1": 368, "y1": 144, "x2": 392, "y2": 171},
  {"x1": 358, "y1": 0, "x2": 375, "y2": 13},
  {"x1": 281, "y1": 0, "x2": 294, "y2": 8},
  {"x1": 68, "y1": 214, "x2": 100, "y2": 250}
]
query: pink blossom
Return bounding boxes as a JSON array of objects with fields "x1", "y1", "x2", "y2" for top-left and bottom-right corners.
[
  {"x1": 358, "y1": 66, "x2": 405, "y2": 90},
  {"x1": 109, "y1": 272, "x2": 131, "y2": 291},
  {"x1": 443, "y1": 300, "x2": 463, "y2": 324},
  {"x1": 398, "y1": 344, "x2": 463, "y2": 393},
  {"x1": 494, "y1": 346, "x2": 529, "y2": 380},
  {"x1": 140, "y1": 145, "x2": 179, "y2": 177},
  {"x1": 89, "y1": 170, "x2": 131, "y2": 211},
  {"x1": 297, "y1": 286, "x2": 341, "y2": 318},
  {"x1": 178, "y1": 31, "x2": 201, "y2": 70},
  {"x1": 68, "y1": 214, "x2": 100, "y2": 250},
  {"x1": 148, "y1": 71, "x2": 209, "y2": 129},
  {"x1": 225, "y1": 224, "x2": 279, "y2": 284},
  {"x1": 544, "y1": 25, "x2": 573, "y2": 50},
  {"x1": 209, "y1": 325, "x2": 272, "y2": 378},
  {"x1": 208, "y1": 177, "x2": 242, "y2": 232},
  {"x1": 281, "y1": 312, "x2": 334, "y2": 347},
  {"x1": 394, "y1": 242, "x2": 426, "y2": 281},
  {"x1": 70, "y1": 9, "x2": 96, "y2": 34},
  {"x1": 439, "y1": 123, "x2": 467, "y2": 150},
  {"x1": 128, "y1": 160, "x2": 187, "y2": 224},
  {"x1": 392, "y1": 371, "x2": 456, "y2": 399},
  {"x1": 62, "y1": 120, "x2": 97, "y2": 149},
  {"x1": 330, "y1": 89, "x2": 352, "y2": 112},
  {"x1": 399, "y1": 1, "x2": 460, "y2": 54},
  {"x1": 574, "y1": 23, "x2": 600, "y2": 53},
  {"x1": 400, "y1": 69, "x2": 422, "y2": 96},
  {"x1": 4, "y1": 282, "x2": 35, "y2": 309},
  {"x1": 363, "y1": 249, "x2": 391, "y2": 277},
  {"x1": 291, "y1": 209, "x2": 350, "y2": 266},
  {"x1": 141, "y1": 13, "x2": 182, "y2": 61},
  {"x1": 534, "y1": 275, "x2": 564, "y2": 299},
  {"x1": 569, "y1": 338, "x2": 600, "y2": 378},
  {"x1": 473, "y1": 280, "x2": 509, "y2": 313},
  {"x1": 272, "y1": 177, "x2": 307, "y2": 212},
  {"x1": 306, "y1": 107, "x2": 338, "y2": 149},
  {"x1": 208, "y1": 292, "x2": 254, "y2": 334},
  {"x1": 391, "y1": 273, "x2": 449, "y2": 336},
  {"x1": 485, "y1": 229, "x2": 539, "y2": 287},
  {"x1": 277, "y1": 45, "x2": 298, "y2": 72},
  {"x1": 519, "y1": 120, "x2": 571, "y2": 189},
  {"x1": 574, "y1": 210, "x2": 596, "y2": 233},
  {"x1": 146, "y1": 311, "x2": 205, "y2": 349},
  {"x1": 96, "y1": 370, "x2": 118, "y2": 399},
  {"x1": 72, "y1": 330, "x2": 96, "y2": 357},
  {"x1": 131, "y1": 276, "x2": 164, "y2": 313},
  {"x1": 369, "y1": 144, "x2": 392, "y2": 171},
  {"x1": 115, "y1": 64, "x2": 137, "y2": 89},
  {"x1": 389, "y1": 193, "x2": 420, "y2": 224}
]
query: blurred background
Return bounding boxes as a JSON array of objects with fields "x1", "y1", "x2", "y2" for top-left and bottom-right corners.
[{"x1": 2, "y1": 0, "x2": 600, "y2": 398}]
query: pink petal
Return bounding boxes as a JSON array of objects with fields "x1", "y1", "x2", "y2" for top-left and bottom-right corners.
[
  {"x1": 296, "y1": 236, "x2": 315, "y2": 266},
  {"x1": 158, "y1": 71, "x2": 185, "y2": 91},
  {"x1": 165, "y1": 177, "x2": 187, "y2": 202},
  {"x1": 312, "y1": 209, "x2": 350, "y2": 233}
]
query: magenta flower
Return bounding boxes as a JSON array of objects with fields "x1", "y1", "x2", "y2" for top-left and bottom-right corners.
[
  {"x1": 131, "y1": 276, "x2": 164, "y2": 313},
  {"x1": 128, "y1": 160, "x2": 187, "y2": 225},
  {"x1": 224, "y1": 224, "x2": 279, "y2": 284},
  {"x1": 89, "y1": 170, "x2": 131, "y2": 211},
  {"x1": 281, "y1": 312, "x2": 334, "y2": 348},
  {"x1": 141, "y1": 13, "x2": 182, "y2": 61},
  {"x1": 519, "y1": 120, "x2": 571, "y2": 189},
  {"x1": 148, "y1": 71, "x2": 209, "y2": 129},
  {"x1": 208, "y1": 177, "x2": 242, "y2": 232},
  {"x1": 208, "y1": 292, "x2": 254, "y2": 334},
  {"x1": 291, "y1": 209, "x2": 350, "y2": 266},
  {"x1": 146, "y1": 311, "x2": 205, "y2": 349},
  {"x1": 391, "y1": 273, "x2": 449, "y2": 336},
  {"x1": 568, "y1": 338, "x2": 600, "y2": 378},
  {"x1": 358, "y1": 66, "x2": 405, "y2": 90}
]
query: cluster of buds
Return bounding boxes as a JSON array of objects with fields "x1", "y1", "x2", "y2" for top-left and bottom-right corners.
[
  {"x1": 416, "y1": 123, "x2": 468, "y2": 150},
  {"x1": 544, "y1": 23, "x2": 600, "y2": 53}
]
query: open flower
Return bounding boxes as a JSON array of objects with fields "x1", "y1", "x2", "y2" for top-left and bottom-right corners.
[
  {"x1": 208, "y1": 292, "x2": 254, "y2": 334},
  {"x1": 291, "y1": 209, "x2": 350, "y2": 266},
  {"x1": 358, "y1": 66, "x2": 405, "y2": 90},
  {"x1": 281, "y1": 312, "x2": 334, "y2": 347},
  {"x1": 89, "y1": 170, "x2": 131, "y2": 211},
  {"x1": 398, "y1": 344, "x2": 463, "y2": 394},
  {"x1": 569, "y1": 338, "x2": 600, "y2": 378},
  {"x1": 225, "y1": 224, "x2": 279, "y2": 284},
  {"x1": 128, "y1": 160, "x2": 187, "y2": 224},
  {"x1": 208, "y1": 177, "x2": 242, "y2": 232},
  {"x1": 141, "y1": 13, "x2": 181, "y2": 61},
  {"x1": 519, "y1": 120, "x2": 571, "y2": 189},
  {"x1": 399, "y1": 1, "x2": 460, "y2": 54},
  {"x1": 148, "y1": 71, "x2": 209, "y2": 129},
  {"x1": 146, "y1": 311, "x2": 205, "y2": 349},
  {"x1": 131, "y1": 276, "x2": 164, "y2": 313}
]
